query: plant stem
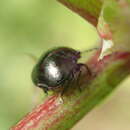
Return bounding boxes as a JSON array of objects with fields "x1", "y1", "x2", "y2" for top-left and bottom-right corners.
[{"x1": 11, "y1": 52, "x2": 130, "y2": 130}]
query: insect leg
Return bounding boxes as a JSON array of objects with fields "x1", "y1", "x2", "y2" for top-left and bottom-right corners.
[
  {"x1": 78, "y1": 63, "x2": 91, "y2": 76},
  {"x1": 76, "y1": 69, "x2": 82, "y2": 92},
  {"x1": 61, "y1": 73, "x2": 74, "y2": 96},
  {"x1": 37, "y1": 83, "x2": 49, "y2": 95}
]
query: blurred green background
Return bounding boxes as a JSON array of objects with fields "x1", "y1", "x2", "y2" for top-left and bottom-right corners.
[{"x1": 0, "y1": 0, "x2": 130, "y2": 130}]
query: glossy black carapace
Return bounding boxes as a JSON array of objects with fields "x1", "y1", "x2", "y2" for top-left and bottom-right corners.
[{"x1": 31, "y1": 47, "x2": 90, "y2": 95}]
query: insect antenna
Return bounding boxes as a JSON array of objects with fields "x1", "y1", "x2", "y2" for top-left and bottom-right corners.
[{"x1": 81, "y1": 47, "x2": 100, "y2": 54}]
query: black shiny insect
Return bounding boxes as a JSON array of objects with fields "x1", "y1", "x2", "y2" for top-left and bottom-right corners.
[{"x1": 31, "y1": 47, "x2": 91, "y2": 95}]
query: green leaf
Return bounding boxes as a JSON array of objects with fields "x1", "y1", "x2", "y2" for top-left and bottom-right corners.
[{"x1": 58, "y1": 0, "x2": 103, "y2": 26}]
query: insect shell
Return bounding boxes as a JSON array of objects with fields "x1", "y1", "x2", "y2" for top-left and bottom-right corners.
[{"x1": 31, "y1": 47, "x2": 91, "y2": 95}]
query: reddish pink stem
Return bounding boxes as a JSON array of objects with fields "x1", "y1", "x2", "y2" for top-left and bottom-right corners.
[
  {"x1": 11, "y1": 52, "x2": 130, "y2": 130},
  {"x1": 11, "y1": 95, "x2": 61, "y2": 130}
]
